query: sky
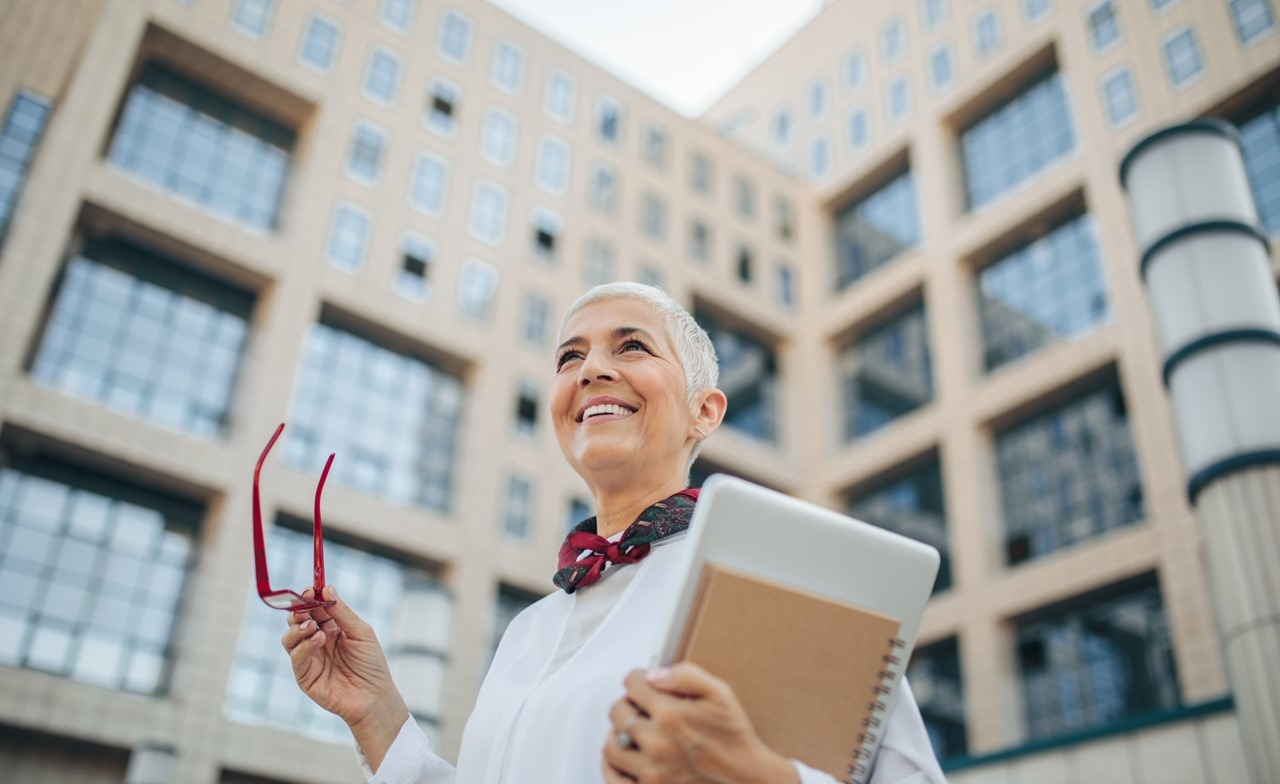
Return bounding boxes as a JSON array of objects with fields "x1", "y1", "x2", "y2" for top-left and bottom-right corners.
[{"x1": 487, "y1": 0, "x2": 827, "y2": 117}]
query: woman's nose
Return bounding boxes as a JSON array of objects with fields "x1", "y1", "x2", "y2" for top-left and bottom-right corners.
[{"x1": 577, "y1": 349, "x2": 615, "y2": 385}]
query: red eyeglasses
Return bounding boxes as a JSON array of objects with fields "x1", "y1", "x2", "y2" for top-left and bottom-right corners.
[{"x1": 253, "y1": 423, "x2": 337, "y2": 611}]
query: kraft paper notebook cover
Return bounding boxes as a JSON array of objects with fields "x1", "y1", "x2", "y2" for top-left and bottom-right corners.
[
  {"x1": 652, "y1": 475, "x2": 939, "y2": 784},
  {"x1": 675, "y1": 564, "x2": 903, "y2": 782}
]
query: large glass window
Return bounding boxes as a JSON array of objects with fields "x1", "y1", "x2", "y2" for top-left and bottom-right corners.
[
  {"x1": 502, "y1": 476, "x2": 534, "y2": 540},
  {"x1": 480, "y1": 108, "x2": 518, "y2": 167},
  {"x1": 325, "y1": 202, "x2": 370, "y2": 272},
  {"x1": 1017, "y1": 576, "x2": 1179, "y2": 739},
  {"x1": 979, "y1": 213, "x2": 1109, "y2": 372},
  {"x1": 0, "y1": 90, "x2": 52, "y2": 249},
  {"x1": 0, "y1": 460, "x2": 199, "y2": 695},
  {"x1": 32, "y1": 239, "x2": 251, "y2": 438},
  {"x1": 287, "y1": 321, "x2": 464, "y2": 510},
  {"x1": 906, "y1": 638, "x2": 967, "y2": 761},
  {"x1": 997, "y1": 382, "x2": 1143, "y2": 565},
  {"x1": 226, "y1": 524, "x2": 450, "y2": 739},
  {"x1": 847, "y1": 460, "x2": 950, "y2": 592},
  {"x1": 1162, "y1": 27, "x2": 1203, "y2": 88},
  {"x1": 839, "y1": 304, "x2": 933, "y2": 440},
  {"x1": 468, "y1": 181, "x2": 508, "y2": 245},
  {"x1": 108, "y1": 65, "x2": 293, "y2": 231},
  {"x1": 961, "y1": 71, "x2": 1074, "y2": 210},
  {"x1": 437, "y1": 11, "x2": 471, "y2": 63},
  {"x1": 535, "y1": 135, "x2": 570, "y2": 195},
  {"x1": 1237, "y1": 101, "x2": 1280, "y2": 234},
  {"x1": 299, "y1": 14, "x2": 341, "y2": 72},
  {"x1": 1229, "y1": 0, "x2": 1275, "y2": 45},
  {"x1": 696, "y1": 310, "x2": 779, "y2": 443},
  {"x1": 491, "y1": 41, "x2": 526, "y2": 94},
  {"x1": 364, "y1": 48, "x2": 402, "y2": 105},
  {"x1": 410, "y1": 152, "x2": 450, "y2": 216},
  {"x1": 1100, "y1": 67, "x2": 1139, "y2": 128},
  {"x1": 834, "y1": 168, "x2": 920, "y2": 290},
  {"x1": 345, "y1": 121, "x2": 385, "y2": 184}
]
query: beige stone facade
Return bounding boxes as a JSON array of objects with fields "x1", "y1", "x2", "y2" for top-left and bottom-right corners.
[{"x1": 0, "y1": 0, "x2": 1275, "y2": 782}]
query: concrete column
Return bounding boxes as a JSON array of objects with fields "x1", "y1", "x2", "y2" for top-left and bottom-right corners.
[{"x1": 1119, "y1": 119, "x2": 1280, "y2": 784}]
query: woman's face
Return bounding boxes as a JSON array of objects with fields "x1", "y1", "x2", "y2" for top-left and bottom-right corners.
[{"x1": 551, "y1": 298, "x2": 695, "y2": 489}]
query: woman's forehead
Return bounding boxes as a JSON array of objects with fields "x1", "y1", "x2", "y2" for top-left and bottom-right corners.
[{"x1": 562, "y1": 298, "x2": 667, "y2": 340}]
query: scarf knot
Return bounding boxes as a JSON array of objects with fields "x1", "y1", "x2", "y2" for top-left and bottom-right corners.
[{"x1": 553, "y1": 489, "x2": 698, "y2": 593}]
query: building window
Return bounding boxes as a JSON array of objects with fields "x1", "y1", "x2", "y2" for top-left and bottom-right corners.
[
  {"x1": 839, "y1": 304, "x2": 933, "y2": 440},
  {"x1": 979, "y1": 214, "x2": 1109, "y2": 371},
  {"x1": 409, "y1": 152, "x2": 449, "y2": 216},
  {"x1": 848, "y1": 461, "x2": 950, "y2": 592},
  {"x1": 325, "y1": 202, "x2": 370, "y2": 273},
  {"x1": 775, "y1": 263, "x2": 796, "y2": 310},
  {"x1": 596, "y1": 97, "x2": 622, "y2": 144},
  {"x1": 458, "y1": 258, "x2": 500, "y2": 320},
  {"x1": 1100, "y1": 67, "x2": 1139, "y2": 128},
  {"x1": 809, "y1": 137, "x2": 831, "y2": 179},
  {"x1": 424, "y1": 80, "x2": 460, "y2": 136},
  {"x1": 973, "y1": 9, "x2": 1002, "y2": 56},
  {"x1": 1229, "y1": 0, "x2": 1276, "y2": 44},
  {"x1": 108, "y1": 65, "x2": 293, "y2": 231},
  {"x1": 886, "y1": 77, "x2": 911, "y2": 123},
  {"x1": 773, "y1": 110, "x2": 791, "y2": 147},
  {"x1": 519, "y1": 292, "x2": 550, "y2": 346},
  {"x1": 736, "y1": 245, "x2": 754, "y2": 284},
  {"x1": 363, "y1": 47, "x2": 403, "y2": 106},
  {"x1": 437, "y1": 11, "x2": 471, "y2": 63},
  {"x1": 502, "y1": 476, "x2": 534, "y2": 540},
  {"x1": 513, "y1": 383, "x2": 540, "y2": 437},
  {"x1": 846, "y1": 108, "x2": 871, "y2": 151},
  {"x1": 906, "y1": 638, "x2": 967, "y2": 762},
  {"x1": 637, "y1": 264, "x2": 663, "y2": 289},
  {"x1": 0, "y1": 90, "x2": 51, "y2": 248},
  {"x1": 842, "y1": 50, "x2": 867, "y2": 91},
  {"x1": 298, "y1": 14, "x2": 342, "y2": 72},
  {"x1": 227, "y1": 526, "x2": 450, "y2": 738},
  {"x1": 32, "y1": 238, "x2": 252, "y2": 438},
  {"x1": 689, "y1": 151, "x2": 713, "y2": 194},
  {"x1": 1162, "y1": 27, "x2": 1204, "y2": 88},
  {"x1": 960, "y1": 71, "x2": 1075, "y2": 209},
  {"x1": 835, "y1": 167, "x2": 920, "y2": 289},
  {"x1": 807, "y1": 79, "x2": 828, "y2": 119},
  {"x1": 688, "y1": 219, "x2": 711, "y2": 262},
  {"x1": 1016, "y1": 576, "x2": 1179, "y2": 739},
  {"x1": 468, "y1": 181, "x2": 508, "y2": 245},
  {"x1": 587, "y1": 163, "x2": 618, "y2": 213},
  {"x1": 394, "y1": 232, "x2": 434, "y2": 302},
  {"x1": 544, "y1": 68, "x2": 577, "y2": 123},
  {"x1": 922, "y1": 0, "x2": 948, "y2": 29},
  {"x1": 697, "y1": 310, "x2": 779, "y2": 442},
  {"x1": 1087, "y1": 1, "x2": 1122, "y2": 51},
  {"x1": 640, "y1": 193, "x2": 666, "y2": 241},
  {"x1": 231, "y1": 0, "x2": 274, "y2": 38},
  {"x1": 734, "y1": 176, "x2": 756, "y2": 221},
  {"x1": 291, "y1": 320, "x2": 463, "y2": 508},
  {"x1": 0, "y1": 460, "x2": 199, "y2": 695},
  {"x1": 1238, "y1": 102, "x2": 1280, "y2": 234},
  {"x1": 565, "y1": 497, "x2": 593, "y2": 533},
  {"x1": 530, "y1": 209, "x2": 562, "y2": 261},
  {"x1": 642, "y1": 123, "x2": 667, "y2": 168},
  {"x1": 489, "y1": 585, "x2": 540, "y2": 663},
  {"x1": 1023, "y1": 0, "x2": 1053, "y2": 21},
  {"x1": 929, "y1": 45, "x2": 955, "y2": 92},
  {"x1": 881, "y1": 17, "x2": 907, "y2": 63},
  {"x1": 479, "y1": 108, "x2": 518, "y2": 168},
  {"x1": 345, "y1": 121, "x2": 386, "y2": 185},
  {"x1": 775, "y1": 197, "x2": 795, "y2": 242},
  {"x1": 534, "y1": 135, "x2": 571, "y2": 194},
  {"x1": 491, "y1": 40, "x2": 526, "y2": 94},
  {"x1": 584, "y1": 238, "x2": 615, "y2": 287},
  {"x1": 379, "y1": 0, "x2": 417, "y2": 32},
  {"x1": 997, "y1": 382, "x2": 1143, "y2": 565}
]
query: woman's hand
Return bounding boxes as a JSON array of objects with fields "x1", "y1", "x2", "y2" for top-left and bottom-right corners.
[
  {"x1": 282, "y1": 585, "x2": 409, "y2": 770},
  {"x1": 601, "y1": 663, "x2": 799, "y2": 784}
]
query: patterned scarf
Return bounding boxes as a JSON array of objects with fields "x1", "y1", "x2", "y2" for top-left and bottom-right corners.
[{"x1": 553, "y1": 489, "x2": 700, "y2": 593}]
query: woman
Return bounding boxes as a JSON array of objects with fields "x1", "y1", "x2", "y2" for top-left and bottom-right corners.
[{"x1": 282, "y1": 283, "x2": 946, "y2": 783}]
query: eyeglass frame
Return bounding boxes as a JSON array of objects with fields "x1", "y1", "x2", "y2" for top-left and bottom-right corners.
[{"x1": 253, "y1": 422, "x2": 337, "y2": 611}]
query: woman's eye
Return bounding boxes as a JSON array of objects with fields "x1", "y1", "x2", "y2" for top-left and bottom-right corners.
[
  {"x1": 556, "y1": 350, "x2": 582, "y2": 369},
  {"x1": 620, "y1": 339, "x2": 648, "y2": 353}
]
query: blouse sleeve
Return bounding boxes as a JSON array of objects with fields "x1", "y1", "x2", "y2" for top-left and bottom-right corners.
[
  {"x1": 356, "y1": 716, "x2": 457, "y2": 784},
  {"x1": 790, "y1": 677, "x2": 948, "y2": 784}
]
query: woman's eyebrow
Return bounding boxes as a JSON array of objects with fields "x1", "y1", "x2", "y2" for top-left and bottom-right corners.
[{"x1": 556, "y1": 327, "x2": 655, "y2": 355}]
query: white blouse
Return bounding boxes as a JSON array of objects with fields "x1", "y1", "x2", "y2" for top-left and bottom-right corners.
[{"x1": 361, "y1": 532, "x2": 947, "y2": 784}]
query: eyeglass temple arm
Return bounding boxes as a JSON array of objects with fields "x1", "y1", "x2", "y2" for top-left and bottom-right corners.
[
  {"x1": 314, "y1": 453, "x2": 335, "y2": 595},
  {"x1": 254, "y1": 423, "x2": 286, "y2": 595}
]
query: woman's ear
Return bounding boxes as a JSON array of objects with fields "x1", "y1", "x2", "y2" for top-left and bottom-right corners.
[{"x1": 691, "y1": 388, "x2": 728, "y2": 439}]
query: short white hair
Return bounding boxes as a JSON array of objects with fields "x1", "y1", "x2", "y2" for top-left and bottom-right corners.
[{"x1": 557, "y1": 282, "x2": 720, "y2": 467}]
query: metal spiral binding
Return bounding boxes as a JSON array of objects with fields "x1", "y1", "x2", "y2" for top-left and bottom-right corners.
[{"x1": 846, "y1": 637, "x2": 908, "y2": 784}]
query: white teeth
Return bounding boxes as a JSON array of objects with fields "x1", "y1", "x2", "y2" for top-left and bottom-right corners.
[{"x1": 583, "y1": 403, "x2": 632, "y2": 420}]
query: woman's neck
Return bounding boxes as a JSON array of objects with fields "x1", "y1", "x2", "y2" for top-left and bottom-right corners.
[{"x1": 591, "y1": 475, "x2": 688, "y2": 538}]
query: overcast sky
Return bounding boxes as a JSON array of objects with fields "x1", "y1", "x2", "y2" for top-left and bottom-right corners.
[{"x1": 487, "y1": 0, "x2": 827, "y2": 117}]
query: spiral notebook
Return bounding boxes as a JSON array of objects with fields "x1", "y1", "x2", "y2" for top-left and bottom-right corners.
[{"x1": 652, "y1": 475, "x2": 939, "y2": 784}]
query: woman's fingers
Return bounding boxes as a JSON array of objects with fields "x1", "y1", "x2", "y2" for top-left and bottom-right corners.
[{"x1": 645, "y1": 662, "x2": 725, "y2": 699}]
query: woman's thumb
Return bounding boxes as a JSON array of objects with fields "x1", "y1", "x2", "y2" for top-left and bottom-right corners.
[{"x1": 318, "y1": 585, "x2": 367, "y2": 633}]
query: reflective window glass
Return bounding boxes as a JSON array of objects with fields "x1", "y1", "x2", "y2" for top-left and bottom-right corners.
[
  {"x1": 834, "y1": 168, "x2": 920, "y2": 289},
  {"x1": 1238, "y1": 101, "x2": 1280, "y2": 234},
  {"x1": 696, "y1": 310, "x2": 779, "y2": 443},
  {"x1": 906, "y1": 638, "x2": 968, "y2": 761},
  {"x1": 0, "y1": 91, "x2": 51, "y2": 247},
  {"x1": 839, "y1": 304, "x2": 933, "y2": 440},
  {"x1": 848, "y1": 460, "x2": 950, "y2": 592},
  {"x1": 299, "y1": 15, "x2": 341, "y2": 71},
  {"x1": 1162, "y1": 28, "x2": 1203, "y2": 87}
]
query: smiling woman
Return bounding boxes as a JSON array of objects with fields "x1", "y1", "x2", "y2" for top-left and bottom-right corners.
[{"x1": 279, "y1": 283, "x2": 946, "y2": 784}]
